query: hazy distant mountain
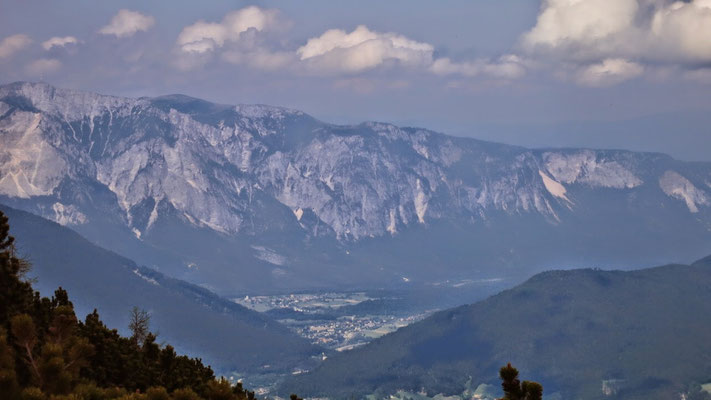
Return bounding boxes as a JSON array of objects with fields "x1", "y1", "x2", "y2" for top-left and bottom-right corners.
[
  {"x1": 1, "y1": 81, "x2": 710, "y2": 293},
  {"x1": 282, "y1": 258, "x2": 711, "y2": 400},
  {"x1": 0, "y1": 204, "x2": 320, "y2": 375},
  {"x1": 463, "y1": 109, "x2": 711, "y2": 163}
]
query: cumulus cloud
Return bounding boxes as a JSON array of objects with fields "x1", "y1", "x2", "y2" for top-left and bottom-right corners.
[
  {"x1": 99, "y1": 9, "x2": 155, "y2": 38},
  {"x1": 521, "y1": 0, "x2": 711, "y2": 80},
  {"x1": 650, "y1": 0, "x2": 711, "y2": 62},
  {"x1": 176, "y1": 6, "x2": 280, "y2": 54},
  {"x1": 297, "y1": 25, "x2": 434, "y2": 73},
  {"x1": 522, "y1": 0, "x2": 639, "y2": 57},
  {"x1": 517, "y1": 0, "x2": 711, "y2": 85},
  {"x1": 42, "y1": 36, "x2": 78, "y2": 50},
  {"x1": 575, "y1": 58, "x2": 644, "y2": 87},
  {"x1": 173, "y1": 9, "x2": 525, "y2": 82},
  {"x1": 431, "y1": 54, "x2": 527, "y2": 79},
  {"x1": 26, "y1": 58, "x2": 62, "y2": 75},
  {"x1": 294, "y1": 25, "x2": 526, "y2": 79},
  {"x1": 0, "y1": 34, "x2": 32, "y2": 59}
]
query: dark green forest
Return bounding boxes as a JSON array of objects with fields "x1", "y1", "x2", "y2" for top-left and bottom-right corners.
[{"x1": 0, "y1": 210, "x2": 261, "y2": 400}]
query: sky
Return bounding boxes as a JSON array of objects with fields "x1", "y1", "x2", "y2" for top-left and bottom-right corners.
[{"x1": 1, "y1": 0, "x2": 711, "y2": 161}]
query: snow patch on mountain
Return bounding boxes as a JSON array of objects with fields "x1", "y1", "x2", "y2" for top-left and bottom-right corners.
[
  {"x1": 539, "y1": 170, "x2": 570, "y2": 203},
  {"x1": 543, "y1": 151, "x2": 642, "y2": 189},
  {"x1": 387, "y1": 209, "x2": 398, "y2": 235},
  {"x1": 659, "y1": 171, "x2": 709, "y2": 213},
  {"x1": 235, "y1": 104, "x2": 303, "y2": 120},
  {"x1": 52, "y1": 203, "x2": 87, "y2": 225},
  {"x1": 132, "y1": 269, "x2": 159, "y2": 286},
  {"x1": 414, "y1": 179, "x2": 428, "y2": 223},
  {"x1": 251, "y1": 245, "x2": 288, "y2": 266}
]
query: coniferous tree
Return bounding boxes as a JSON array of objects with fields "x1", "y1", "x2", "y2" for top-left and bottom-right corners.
[
  {"x1": 172, "y1": 387, "x2": 202, "y2": 400},
  {"x1": 233, "y1": 381, "x2": 254, "y2": 400},
  {"x1": 498, "y1": 363, "x2": 542, "y2": 400},
  {"x1": 146, "y1": 386, "x2": 171, "y2": 400},
  {"x1": 206, "y1": 377, "x2": 236, "y2": 400},
  {"x1": 10, "y1": 314, "x2": 41, "y2": 387},
  {"x1": 0, "y1": 328, "x2": 20, "y2": 399},
  {"x1": 0, "y1": 212, "x2": 34, "y2": 331},
  {"x1": 39, "y1": 304, "x2": 93, "y2": 394}
]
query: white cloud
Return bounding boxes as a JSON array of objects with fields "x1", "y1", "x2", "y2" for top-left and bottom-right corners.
[
  {"x1": 650, "y1": 0, "x2": 711, "y2": 62},
  {"x1": 296, "y1": 25, "x2": 524, "y2": 79},
  {"x1": 431, "y1": 54, "x2": 526, "y2": 79},
  {"x1": 27, "y1": 58, "x2": 62, "y2": 75},
  {"x1": 522, "y1": 0, "x2": 711, "y2": 64},
  {"x1": 297, "y1": 25, "x2": 434, "y2": 73},
  {"x1": 0, "y1": 34, "x2": 32, "y2": 59},
  {"x1": 522, "y1": 0, "x2": 639, "y2": 56},
  {"x1": 519, "y1": 0, "x2": 711, "y2": 85},
  {"x1": 99, "y1": 9, "x2": 155, "y2": 38},
  {"x1": 176, "y1": 6, "x2": 279, "y2": 54},
  {"x1": 173, "y1": 10, "x2": 524, "y2": 83},
  {"x1": 42, "y1": 36, "x2": 78, "y2": 50},
  {"x1": 575, "y1": 58, "x2": 644, "y2": 87}
]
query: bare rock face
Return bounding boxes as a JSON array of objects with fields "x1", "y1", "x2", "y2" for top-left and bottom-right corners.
[
  {"x1": 1, "y1": 82, "x2": 710, "y2": 292},
  {"x1": 659, "y1": 170, "x2": 709, "y2": 213}
]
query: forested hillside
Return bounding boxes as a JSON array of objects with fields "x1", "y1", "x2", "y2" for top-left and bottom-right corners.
[
  {"x1": 0, "y1": 204, "x2": 321, "y2": 375},
  {"x1": 0, "y1": 209, "x2": 282, "y2": 400}
]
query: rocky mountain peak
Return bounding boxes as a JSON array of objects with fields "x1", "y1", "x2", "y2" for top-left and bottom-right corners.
[{"x1": 1, "y1": 82, "x2": 710, "y2": 292}]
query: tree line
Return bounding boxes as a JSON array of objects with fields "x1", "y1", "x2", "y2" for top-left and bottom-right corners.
[{"x1": 0, "y1": 210, "x2": 262, "y2": 400}]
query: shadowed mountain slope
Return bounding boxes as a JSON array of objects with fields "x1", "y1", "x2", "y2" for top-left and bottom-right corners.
[
  {"x1": 0, "y1": 204, "x2": 321, "y2": 375},
  {"x1": 283, "y1": 259, "x2": 711, "y2": 400}
]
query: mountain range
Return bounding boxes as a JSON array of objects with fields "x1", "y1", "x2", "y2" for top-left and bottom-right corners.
[{"x1": 1, "y1": 81, "x2": 710, "y2": 294}]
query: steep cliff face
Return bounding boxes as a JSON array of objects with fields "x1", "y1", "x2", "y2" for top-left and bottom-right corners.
[{"x1": 1, "y1": 82, "x2": 710, "y2": 293}]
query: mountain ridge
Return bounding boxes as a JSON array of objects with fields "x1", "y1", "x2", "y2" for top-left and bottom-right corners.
[
  {"x1": 1, "y1": 81, "x2": 710, "y2": 292},
  {"x1": 282, "y1": 259, "x2": 711, "y2": 399}
]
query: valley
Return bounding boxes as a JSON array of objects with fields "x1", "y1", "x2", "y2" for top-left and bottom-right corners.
[
  {"x1": 233, "y1": 279, "x2": 510, "y2": 352},
  {"x1": 236, "y1": 291, "x2": 421, "y2": 351},
  {"x1": 236, "y1": 291, "x2": 432, "y2": 351}
]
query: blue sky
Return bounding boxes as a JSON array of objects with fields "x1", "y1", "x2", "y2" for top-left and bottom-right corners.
[{"x1": 1, "y1": 0, "x2": 711, "y2": 160}]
